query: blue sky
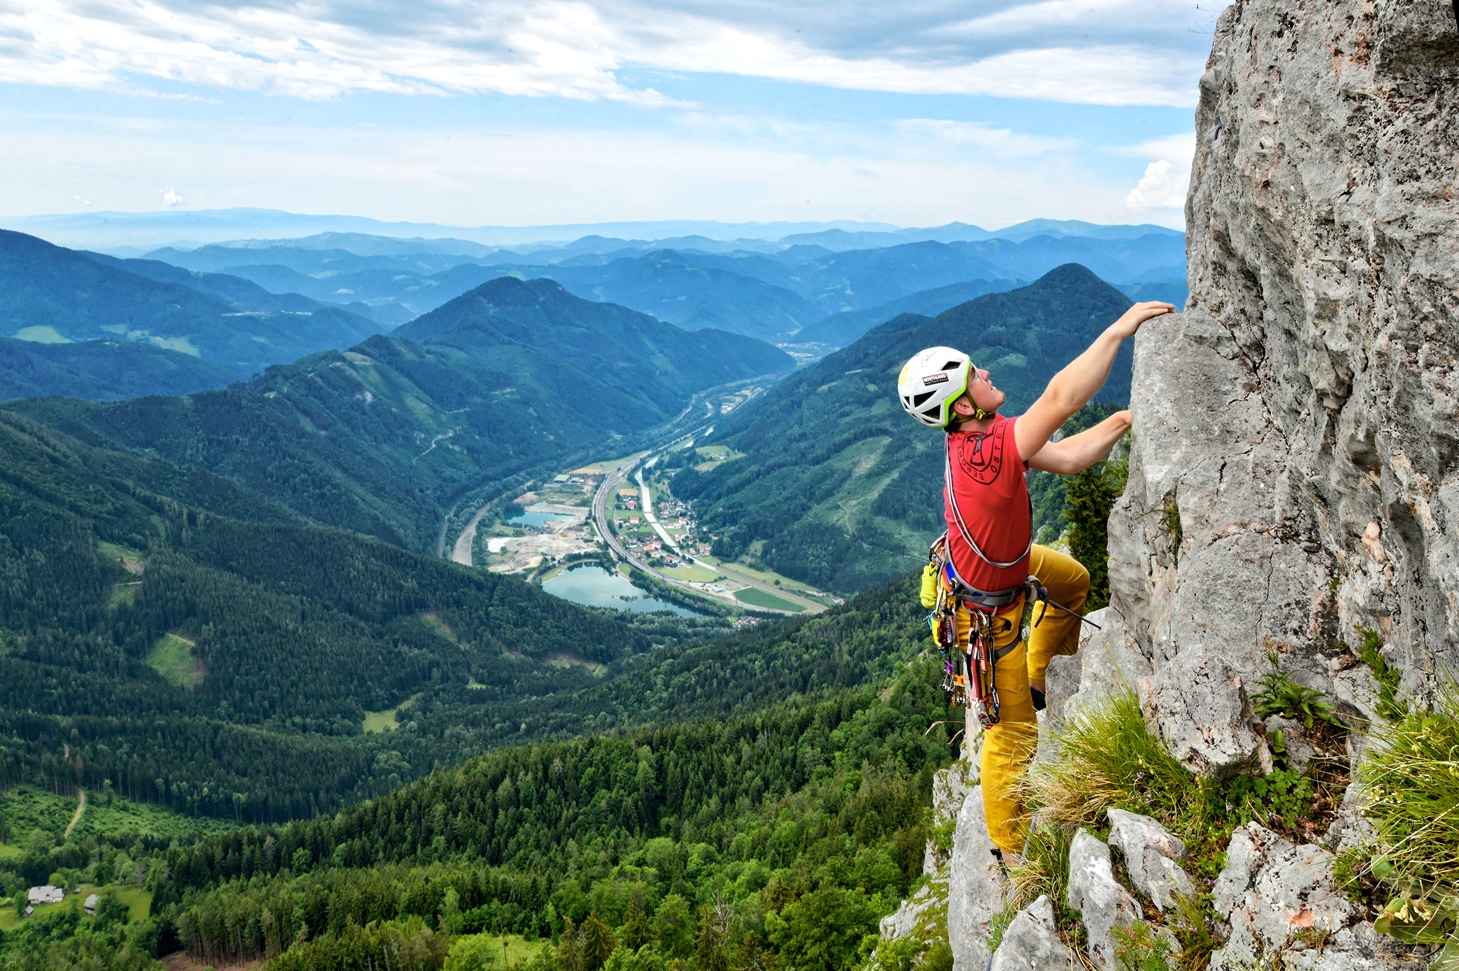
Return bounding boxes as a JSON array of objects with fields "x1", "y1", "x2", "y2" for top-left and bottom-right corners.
[{"x1": 0, "y1": 0, "x2": 1229, "y2": 230}]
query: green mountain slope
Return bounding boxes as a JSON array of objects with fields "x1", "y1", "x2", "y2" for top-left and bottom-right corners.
[
  {"x1": 0, "y1": 231, "x2": 383, "y2": 379},
  {"x1": 796, "y1": 277, "x2": 1018, "y2": 347},
  {"x1": 0, "y1": 338, "x2": 235, "y2": 401},
  {"x1": 15, "y1": 278, "x2": 793, "y2": 550},
  {"x1": 672, "y1": 264, "x2": 1134, "y2": 593},
  {"x1": 0, "y1": 409, "x2": 691, "y2": 822}
]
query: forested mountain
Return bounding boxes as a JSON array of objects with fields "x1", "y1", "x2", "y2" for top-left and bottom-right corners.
[
  {"x1": 13, "y1": 278, "x2": 792, "y2": 550},
  {"x1": 672, "y1": 265, "x2": 1134, "y2": 593},
  {"x1": 0, "y1": 231, "x2": 386, "y2": 384},
  {"x1": 0, "y1": 338, "x2": 234, "y2": 401},
  {"x1": 151, "y1": 659, "x2": 957, "y2": 969},
  {"x1": 796, "y1": 278, "x2": 1017, "y2": 347},
  {"x1": 0, "y1": 408, "x2": 723, "y2": 823}
]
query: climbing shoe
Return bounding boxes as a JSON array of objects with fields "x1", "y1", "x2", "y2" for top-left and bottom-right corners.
[{"x1": 1030, "y1": 686, "x2": 1046, "y2": 711}]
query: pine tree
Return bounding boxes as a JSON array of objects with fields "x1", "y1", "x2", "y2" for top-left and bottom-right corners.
[{"x1": 580, "y1": 911, "x2": 617, "y2": 971}]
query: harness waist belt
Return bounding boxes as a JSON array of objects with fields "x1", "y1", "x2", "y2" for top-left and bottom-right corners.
[{"x1": 944, "y1": 562, "x2": 1023, "y2": 610}]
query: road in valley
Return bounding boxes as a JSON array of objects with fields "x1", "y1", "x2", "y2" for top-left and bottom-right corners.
[{"x1": 591, "y1": 448, "x2": 825, "y2": 615}]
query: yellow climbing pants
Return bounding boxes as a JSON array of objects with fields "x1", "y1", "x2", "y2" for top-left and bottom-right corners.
[{"x1": 956, "y1": 544, "x2": 1089, "y2": 855}]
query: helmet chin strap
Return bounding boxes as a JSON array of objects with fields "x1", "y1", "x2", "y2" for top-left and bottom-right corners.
[{"x1": 971, "y1": 406, "x2": 997, "y2": 421}]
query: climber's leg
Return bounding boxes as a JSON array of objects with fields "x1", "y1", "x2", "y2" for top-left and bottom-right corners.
[
  {"x1": 1026, "y1": 544, "x2": 1089, "y2": 693},
  {"x1": 958, "y1": 603, "x2": 1037, "y2": 856}
]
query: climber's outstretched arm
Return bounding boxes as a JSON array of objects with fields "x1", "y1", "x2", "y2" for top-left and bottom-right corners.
[
  {"x1": 1026, "y1": 411, "x2": 1131, "y2": 474},
  {"x1": 1013, "y1": 301, "x2": 1173, "y2": 463}
]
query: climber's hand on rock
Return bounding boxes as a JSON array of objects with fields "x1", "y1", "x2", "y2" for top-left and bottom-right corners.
[{"x1": 1107, "y1": 301, "x2": 1175, "y2": 340}]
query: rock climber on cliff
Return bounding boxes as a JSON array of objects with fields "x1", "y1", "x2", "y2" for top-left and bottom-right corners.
[{"x1": 897, "y1": 299, "x2": 1174, "y2": 865}]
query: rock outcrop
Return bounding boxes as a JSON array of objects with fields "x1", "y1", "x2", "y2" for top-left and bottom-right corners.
[
  {"x1": 1066, "y1": 830, "x2": 1147, "y2": 971},
  {"x1": 948, "y1": 786, "x2": 1009, "y2": 971},
  {"x1": 988, "y1": 896, "x2": 1075, "y2": 971},
  {"x1": 1108, "y1": 0, "x2": 1459, "y2": 723},
  {"x1": 1106, "y1": 809, "x2": 1196, "y2": 913}
]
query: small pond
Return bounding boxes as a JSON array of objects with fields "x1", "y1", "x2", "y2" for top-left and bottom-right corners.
[{"x1": 541, "y1": 564, "x2": 702, "y2": 617}]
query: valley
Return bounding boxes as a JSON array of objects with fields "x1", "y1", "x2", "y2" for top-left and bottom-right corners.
[{"x1": 0, "y1": 216, "x2": 1185, "y2": 971}]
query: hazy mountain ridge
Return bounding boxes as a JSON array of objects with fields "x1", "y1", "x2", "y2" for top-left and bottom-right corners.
[
  {"x1": 136, "y1": 225, "x2": 1186, "y2": 343},
  {"x1": 672, "y1": 265, "x2": 1134, "y2": 592},
  {"x1": 0, "y1": 231, "x2": 385, "y2": 365}
]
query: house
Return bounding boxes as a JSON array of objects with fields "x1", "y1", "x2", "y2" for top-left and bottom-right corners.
[
  {"x1": 28, "y1": 886, "x2": 64, "y2": 906},
  {"x1": 84, "y1": 893, "x2": 99, "y2": 915}
]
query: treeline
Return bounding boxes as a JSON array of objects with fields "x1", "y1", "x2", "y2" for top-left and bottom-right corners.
[{"x1": 155, "y1": 658, "x2": 957, "y2": 968}]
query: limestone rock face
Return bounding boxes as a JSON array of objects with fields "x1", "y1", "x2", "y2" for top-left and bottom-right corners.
[
  {"x1": 989, "y1": 896, "x2": 1074, "y2": 971},
  {"x1": 948, "y1": 786, "x2": 1009, "y2": 971},
  {"x1": 927, "y1": 758, "x2": 978, "y2": 873},
  {"x1": 1210, "y1": 823, "x2": 1354, "y2": 971},
  {"x1": 1108, "y1": 0, "x2": 1459, "y2": 707},
  {"x1": 1066, "y1": 830, "x2": 1144, "y2": 971},
  {"x1": 1106, "y1": 808, "x2": 1196, "y2": 913},
  {"x1": 1045, "y1": 607, "x2": 1152, "y2": 733},
  {"x1": 1143, "y1": 649, "x2": 1266, "y2": 778}
]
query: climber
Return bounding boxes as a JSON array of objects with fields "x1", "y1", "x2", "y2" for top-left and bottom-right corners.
[{"x1": 897, "y1": 299, "x2": 1174, "y2": 865}]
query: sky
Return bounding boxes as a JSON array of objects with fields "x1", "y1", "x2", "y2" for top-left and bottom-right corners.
[{"x1": 0, "y1": 0, "x2": 1231, "y2": 231}]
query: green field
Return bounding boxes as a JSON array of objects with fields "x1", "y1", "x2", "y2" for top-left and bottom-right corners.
[
  {"x1": 734, "y1": 587, "x2": 805, "y2": 612},
  {"x1": 662, "y1": 564, "x2": 719, "y2": 582},
  {"x1": 448, "y1": 932, "x2": 552, "y2": 967},
  {"x1": 573, "y1": 451, "x2": 647, "y2": 474},
  {"x1": 363, "y1": 695, "x2": 420, "y2": 734},
  {"x1": 0, "y1": 885, "x2": 152, "y2": 931},
  {"x1": 0, "y1": 785, "x2": 235, "y2": 846},
  {"x1": 0, "y1": 843, "x2": 21, "y2": 860},
  {"x1": 145, "y1": 632, "x2": 200, "y2": 688}
]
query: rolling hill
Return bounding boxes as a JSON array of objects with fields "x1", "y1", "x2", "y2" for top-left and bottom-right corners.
[
  {"x1": 16, "y1": 277, "x2": 794, "y2": 550},
  {"x1": 0, "y1": 338, "x2": 235, "y2": 401},
  {"x1": 796, "y1": 277, "x2": 1018, "y2": 347},
  {"x1": 671, "y1": 264, "x2": 1135, "y2": 593},
  {"x1": 0, "y1": 230, "x2": 386, "y2": 383}
]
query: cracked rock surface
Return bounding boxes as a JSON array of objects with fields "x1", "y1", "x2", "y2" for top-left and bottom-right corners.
[
  {"x1": 989, "y1": 896, "x2": 1074, "y2": 971},
  {"x1": 1106, "y1": 808, "x2": 1195, "y2": 913},
  {"x1": 1143, "y1": 649, "x2": 1265, "y2": 779},
  {"x1": 948, "y1": 786, "x2": 1008, "y2": 971},
  {"x1": 1066, "y1": 829, "x2": 1145, "y2": 971},
  {"x1": 1107, "y1": 0, "x2": 1459, "y2": 709},
  {"x1": 1210, "y1": 822, "x2": 1353, "y2": 971}
]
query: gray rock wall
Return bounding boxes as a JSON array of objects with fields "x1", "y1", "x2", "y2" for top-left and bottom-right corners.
[{"x1": 1109, "y1": 0, "x2": 1459, "y2": 710}]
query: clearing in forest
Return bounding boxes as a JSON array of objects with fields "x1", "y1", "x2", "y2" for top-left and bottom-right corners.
[{"x1": 146, "y1": 633, "x2": 202, "y2": 688}]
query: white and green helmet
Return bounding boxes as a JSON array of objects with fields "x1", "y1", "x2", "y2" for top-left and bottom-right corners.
[{"x1": 897, "y1": 346, "x2": 972, "y2": 429}]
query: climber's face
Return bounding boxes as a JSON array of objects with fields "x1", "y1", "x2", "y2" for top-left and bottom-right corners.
[{"x1": 955, "y1": 367, "x2": 1006, "y2": 418}]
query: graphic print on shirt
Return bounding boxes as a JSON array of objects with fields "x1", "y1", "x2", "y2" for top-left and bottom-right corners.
[{"x1": 956, "y1": 430, "x2": 1003, "y2": 486}]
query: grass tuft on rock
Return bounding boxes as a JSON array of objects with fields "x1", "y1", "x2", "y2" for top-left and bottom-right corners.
[
  {"x1": 1023, "y1": 689, "x2": 1195, "y2": 834},
  {"x1": 1358, "y1": 679, "x2": 1459, "y2": 944}
]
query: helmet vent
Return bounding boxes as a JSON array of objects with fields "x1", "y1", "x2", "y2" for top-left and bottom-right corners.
[
  {"x1": 911, "y1": 391, "x2": 935, "y2": 407},
  {"x1": 943, "y1": 361, "x2": 961, "y2": 370}
]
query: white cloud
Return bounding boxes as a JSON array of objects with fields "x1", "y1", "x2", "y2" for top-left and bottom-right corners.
[
  {"x1": 0, "y1": 0, "x2": 1227, "y2": 107},
  {"x1": 160, "y1": 186, "x2": 184, "y2": 207},
  {"x1": 1126, "y1": 160, "x2": 1186, "y2": 209}
]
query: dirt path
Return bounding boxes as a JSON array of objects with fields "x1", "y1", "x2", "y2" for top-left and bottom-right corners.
[{"x1": 63, "y1": 788, "x2": 85, "y2": 840}]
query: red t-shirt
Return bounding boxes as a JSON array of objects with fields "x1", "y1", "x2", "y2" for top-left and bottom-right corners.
[{"x1": 944, "y1": 414, "x2": 1032, "y2": 595}]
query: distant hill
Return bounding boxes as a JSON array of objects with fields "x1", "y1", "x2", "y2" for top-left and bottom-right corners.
[
  {"x1": 672, "y1": 264, "x2": 1134, "y2": 593},
  {"x1": 795, "y1": 278, "x2": 1018, "y2": 347},
  {"x1": 19, "y1": 277, "x2": 793, "y2": 550},
  {"x1": 139, "y1": 228, "x2": 1185, "y2": 342},
  {"x1": 0, "y1": 230, "x2": 386, "y2": 384}
]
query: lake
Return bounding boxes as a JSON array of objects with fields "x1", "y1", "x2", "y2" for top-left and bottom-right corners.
[
  {"x1": 506, "y1": 507, "x2": 577, "y2": 529},
  {"x1": 541, "y1": 564, "x2": 702, "y2": 617}
]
